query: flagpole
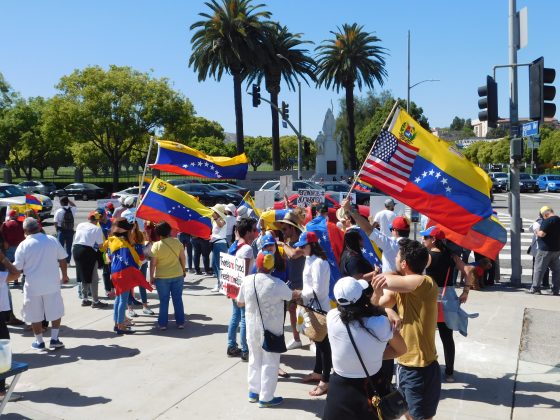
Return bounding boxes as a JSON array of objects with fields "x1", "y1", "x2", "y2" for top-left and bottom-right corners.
[
  {"x1": 347, "y1": 101, "x2": 399, "y2": 196},
  {"x1": 133, "y1": 136, "x2": 155, "y2": 222}
]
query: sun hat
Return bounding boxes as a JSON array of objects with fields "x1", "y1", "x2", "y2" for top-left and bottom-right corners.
[
  {"x1": 210, "y1": 204, "x2": 227, "y2": 221},
  {"x1": 236, "y1": 206, "x2": 249, "y2": 221},
  {"x1": 391, "y1": 216, "x2": 410, "y2": 231},
  {"x1": 333, "y1": 277, "x2": 369, "y2": 306},
  {"x1": 256, "y1": 251, "x2": 275, "y2": 272},
  {"x1": 294, "y1": 231, "x2": 319, "y2": 248},
  {"x1": 226, "y1": 203, "x2": 237, "y2": 215},
  {"x1": 276, "y1": 211, "x2": 304, "y2": 231},
  {"x1": 419, "y1": 225, "x2": 445, "y2": 240}
]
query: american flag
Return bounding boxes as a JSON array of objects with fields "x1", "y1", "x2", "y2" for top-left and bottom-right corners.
[{"x1": 358, "y1": 130, "x2": 419, "y2": 193}]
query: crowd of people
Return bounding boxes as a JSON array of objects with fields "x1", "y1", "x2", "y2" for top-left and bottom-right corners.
[{"x1": 1, "y1": 190, "x2": 545, "y2": 418}]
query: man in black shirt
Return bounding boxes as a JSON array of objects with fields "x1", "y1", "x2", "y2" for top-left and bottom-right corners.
[{"x1": 530, "y1": 206, "x2": 560, "y2": 295}]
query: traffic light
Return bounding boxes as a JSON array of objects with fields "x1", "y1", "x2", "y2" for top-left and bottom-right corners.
[
  {"x1": 281, "y1": 101, "x2": 289, "y2": 121},
  {"x1": 478, "y1": 75, "x2": 498, "y2": 128},
  {"x1": 252, "y1": 84, "x2": 261, "y2": 107},
  {"x1": 529, "y1": 56, "x2": 556, "y2": 122}
]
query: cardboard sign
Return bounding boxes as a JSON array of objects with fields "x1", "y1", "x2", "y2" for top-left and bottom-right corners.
[
  {"x1": 219, "y1": 252, "x2": 246, "y2": 298},
  {"x1": 255, "y1": 190, "x2": 276, "y2": 210},
  {"x1": 279, "y1": 175, "x2": 293, "y2": 198},
  {"x1": 296, "y1": 189, "x2": 324, "y2": 208},
  {"x1": 339, "y1": 192, "x2": 356, "y2": 204}
]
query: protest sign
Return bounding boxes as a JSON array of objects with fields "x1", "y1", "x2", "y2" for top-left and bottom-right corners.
[
  {"x1": 296, "y1": 189, "x2": 325, "y2": 208},
  {"x1": 279, "y1": 175, "x2": 293, "y2": 197},
  {"x1": 339, "y1": 192, "x2": 356, "y2": 204},
  {"x1": 255, "y1": 190, "x2": 276, "y2": 210},
  {"x1": 219, "y1": 253, "x2": 246, "y2": 298}
]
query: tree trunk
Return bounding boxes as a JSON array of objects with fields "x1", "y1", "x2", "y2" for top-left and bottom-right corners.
[
  {"x1": 270, "y1": 91, "x2": 280, "y2": 171},
  {"x1": 304, "y1": 140, "x2": 311, "y2": 170},
  {"x1": 39, "y1": 168, "x2": 44, "y2": 178},
  {"x1": 233, "y1": 72, "x2": 244, "y2": 153},
  {"x1": 112, "y1": 160, "x2": 120, "y2": 192},
  {"x1": 345, "y1": 84, "x2": 357, "y2": 170}
]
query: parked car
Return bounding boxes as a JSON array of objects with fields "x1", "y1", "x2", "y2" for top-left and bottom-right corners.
[
  {"x1": 111, "y1": 186, "x2": 146, "y2": 200},
  {"x1": 489, "y1": 172, "x2": 509, "y2": 191},
  {"x1": 273, "y1": 192, "x2": 369, "y2": 224},
  {"x1": 514, "y1": 173, "x2": 540, "y2": 193},
  {"x1": 17, "y1": 180, "x2": 57, "y2": 195},
  {"x1": 0, "y1": 183, "x2": 53, "y2": 221},
  {"x1": 210, "y1": 182, "x2": 250, "y2": 196},
  {"x1": 490, "y1": 177, "x2": 503, "y2": 193},
  {"x1": 537, "y1": 174, "x2": 560, "y2": 192},
  {"x1": 177, "y1": 183, "x2": 243, "y2": 206},
  {"x1": 51, "y1": 183, "x2": 105, "y2": 200},
  {"x1": 166, "y1": 178, "x2": 202, "y2": 186}
]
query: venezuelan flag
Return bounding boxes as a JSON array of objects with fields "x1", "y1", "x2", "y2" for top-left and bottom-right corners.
[
  {"x1": 150, "y1": 140, "x2": 249, "y2": 180},
  {"x1": 260, "y1": 209, "x2": 290, "y2": 231},
  {"x1": 239, "y1": 192, "x2": 261, "y2": 218},
  {"x1": 107, "y1": 236, "x2": 153, "y2": 296},
  {"x1": 359, "y1": 108, "x2": 493, "y2": 234},
  {"x1": 348, "y1": 226, "x2": 382, "y2": 269},
  {"x1": 136, "y1": 178, "x2": 213, "y2": 238}
]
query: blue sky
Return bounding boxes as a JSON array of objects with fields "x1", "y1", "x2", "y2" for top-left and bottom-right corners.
[{"x1": 1, "y1": 1, "x2": 558, "y2": 140}]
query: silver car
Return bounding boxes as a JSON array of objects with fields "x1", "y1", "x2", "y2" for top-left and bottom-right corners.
[{"x1": 17, "y1": 180, "x2": 57, "y2": 195}]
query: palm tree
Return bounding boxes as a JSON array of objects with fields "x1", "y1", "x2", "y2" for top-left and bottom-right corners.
[
  {"x1": 189, "y1": 0, "x2": 271, "y2": 153},
  {"x1": 315, "y1": 23, "x2": 388, "y2": 170},
  {"x1": 247, "y1": 23, "x2": 316, "y2": 170}
]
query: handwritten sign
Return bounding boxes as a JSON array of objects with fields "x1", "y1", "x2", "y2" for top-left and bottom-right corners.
[
  {"x1": 296, "y1": 189, "x2": 324, "y2": 208},
  {"x1": 339, "y1": 192, "x2": 356, "y2": 204},
  {"x1": 219, "y1": 252, "x2": 246, "y2": 298}
]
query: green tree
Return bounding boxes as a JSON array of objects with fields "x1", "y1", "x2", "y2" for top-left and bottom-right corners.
[
  {"x1": 244, "y1": 136, "x2": 271, "y2": 170},
  {"x1": 189, "y1": 0, "x2": 271, "y2": 153},
  {"x1": 50, "y1": 65, "x2": 188, "y2": 189},
  {"x1": 246, "y1": 23, "x2": 315, "y2": 170},
  {"x1": 70, "y1": 142, "x2": 107, "y2": 177},
  {"x1": 449, "y1": 116, "x2": 465, "y2": 131},
  {"x1": 315, "y1": 23, "x2": 388, "y2": 170},
  {"x1": 491, "y1": 138, "x2": 510, "y2": 164},
  {"x1": 280, "y1": 135, "x2": 315, "y2": 170},
  {"x1": 486, "y1": 125, "x2": 508, "y2": 139},
  {"x1": 477, "y1": 141, "x2": 494, "y2": 165},
  {"x1": 0, "y1": 72, "x2": 18, "y2": 113},
  {"x1": 189, "y1": 136, "x2": 236, "y2": 157},
  {"x1": 538, "y1": 130, "x2": 560, "y2": 166},
  {"x1": 463, "y1": 141, "x2": 483, "y2": 164}
]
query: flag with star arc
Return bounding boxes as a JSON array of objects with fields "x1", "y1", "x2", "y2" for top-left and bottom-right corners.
[
  {"x1": 106, "y1": 236, "x2": 153, "y2": 296},
  {"x1": 150, "y1": 140, "x2": 249, "y2": 180}
]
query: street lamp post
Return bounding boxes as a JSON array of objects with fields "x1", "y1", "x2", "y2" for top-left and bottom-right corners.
[
  {"x1": 276, "y1": 54, "x2": 303, "y2": 180},
  {"x1": 407, "y1": 30, "x2": 439, "y2": 112}
]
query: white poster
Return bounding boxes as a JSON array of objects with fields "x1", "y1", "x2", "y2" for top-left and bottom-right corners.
[
  {"x1": 296, "y1": 189, "x2": 325, "y2": 208},
  {"x1": 339, "y1": 192, "x2": 356, "y2": 204},
  {"x1": 254, "y1": 190, "x2": 276, "y2": 210},
  {"x1": 219, "y1": 253, "x2": 246, "y2": 298},
  {"x1": 279, "y1": 175, "x2": 293, "y2": 198}
]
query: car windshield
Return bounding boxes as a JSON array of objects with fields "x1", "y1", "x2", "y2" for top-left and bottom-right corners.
[
  {"x1": 493, "y1": 173, "x2": 507, "y2": 179},
  {"x1": 0, "y1": 185, "x2": 25, "y2": 198},
  {"x1": 260, "y1": 181, "x2": 279, "y2": 190},
  {"x1": 520, "y1": 174, "x2": 532, "y2": 180},
  {"x1": 66, "y1": 184, "x2": 82, "y2": 189},
  {"x1": 83, "y1": 183, "x2": 99, "y2": 189}
]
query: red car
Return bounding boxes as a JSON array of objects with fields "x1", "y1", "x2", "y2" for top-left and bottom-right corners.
[{"x1": 274, "y1": 192, "x2": 369, "y2": 223}]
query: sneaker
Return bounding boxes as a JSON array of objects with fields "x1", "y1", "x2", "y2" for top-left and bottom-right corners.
[
  {"x1": 241, "y1": 351, "x2": 249, "y2": 362},
  {"x1": 7, "y1": 317, "x2": 26, "y2": 326},
  {"x1": 177, "y1": 324, "x2": 185, "y2": 329},
  {"x1": 49, "y1": 339, "x2": 65, "y2": 349},
  {"x1": 528, "y1": 288, "x2": 541, "y2": 295},
  {"x1": 143, "y1": 308, "x2": 155, "y2": 315},
  {"x1": 286, "y1": 339, "x2": 302, "y2": 350},
  {"x1": 188, "y1": 268, "x2": 196, "y2": 274},
  {"x1": 91, "y1": 301, "x2": 109, "y2": 308},
  {"x1": 81, "y1": 299, "x2": 91, "y2": 306},
  {"x1": 259, "y1": 396, "x2": 283, "y2": 408},
  {"x1": 210, "y1": 286, "x2": 220, "y2": 293},
  {"x1": 116, "y1": 328, "x2": 135, "y2": 335},
  {"x1": 445, "y1": 374, "x2": 455, "y2": 383},
  {"x1": 552, "y1": 289, "x2": 559, "y2": 296},
  {"x1": 248, "y1": 392, "x2": 259, "y2": 403},
  {"x1": 227, "y1": 346, "x2": 242, "y2": 357},
  {"x1": 31, "y1": 341, "x2": 46, "y2": 351},
  {"x1": 128, "y1": 309, "x2": 138, "y2": 318}
]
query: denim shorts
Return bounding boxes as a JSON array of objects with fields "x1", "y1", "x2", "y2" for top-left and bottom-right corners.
[{"x1": 397, "y1": 361, "x2": 441, "y2": 420}]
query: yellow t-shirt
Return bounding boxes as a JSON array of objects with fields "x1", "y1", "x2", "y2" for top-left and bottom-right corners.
[
  {"x1": 395, "y1": 275, "x2": 438, "y2": 367},
  {"x1": 151, "y1": 238, "x2": 184, "y2": 279}
]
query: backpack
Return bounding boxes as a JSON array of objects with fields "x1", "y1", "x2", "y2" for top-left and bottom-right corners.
[{"x1": 60, "y1": 208, "x2": 74, "y2": 231}]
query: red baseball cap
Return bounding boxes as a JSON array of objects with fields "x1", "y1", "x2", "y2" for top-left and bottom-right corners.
[
  {"x1": 419, "y1": 225, "x2": 445, "y2": 240},
  {"x1": 391, "y1": 216, "x2": 410, "y2": 231}
]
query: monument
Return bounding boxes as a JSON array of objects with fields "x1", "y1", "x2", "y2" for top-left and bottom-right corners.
[{"x1": 314, "y1": 108, "x2": 345, "y2": 179}]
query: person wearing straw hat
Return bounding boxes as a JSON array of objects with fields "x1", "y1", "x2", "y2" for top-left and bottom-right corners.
[
  {"x1": 210, "y1": 204, "x2": 229, "y2": 293},
  {"x1": 276, "y1": 211, "x2": 306, "y2": 350}
]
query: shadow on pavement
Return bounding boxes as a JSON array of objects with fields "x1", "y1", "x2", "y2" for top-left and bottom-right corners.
[
  {"x1": 20, "y1": 386, "x2": 111, "y2": 407},
  {"x1": 282, "y1": 396, "x2": 325, "y2": 418},
  {"x1": 2, "y1": 414, "x2": 33, "y2": 419}
]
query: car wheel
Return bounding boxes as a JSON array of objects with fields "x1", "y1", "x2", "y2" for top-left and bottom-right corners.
[{"x1": 82, "y1": 193, "x2": 89, "y2": 201}]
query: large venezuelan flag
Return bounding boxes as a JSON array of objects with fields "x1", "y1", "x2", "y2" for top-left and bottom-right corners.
[
  {"x1": 136, "y1": 178, "x2": 213, "y2": 238},
  {"x1": 106, "y1": 236, "x2": 153, "y2": 296},
  {"x1": 358, "y1": 108, "x2": 493, "y2": 234},
  {"x1": 150, "y1": 140, "x2": 249, "y2": 180}
]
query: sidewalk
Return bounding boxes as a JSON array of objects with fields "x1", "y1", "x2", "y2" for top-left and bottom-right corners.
[{"x1": 2, "y1": 271, "x2": 560, "y2": 419}]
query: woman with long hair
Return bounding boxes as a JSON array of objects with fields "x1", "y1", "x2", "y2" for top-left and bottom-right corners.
[
  {"x1": 294, "y1": 231, "x2": 332, "y2": 397},
  {"x1": 323, "y1": 277, "x2": 406, "y2": 420},
  {"x1": 339, "y1": 229, "x2": 375, "y2": 280}
]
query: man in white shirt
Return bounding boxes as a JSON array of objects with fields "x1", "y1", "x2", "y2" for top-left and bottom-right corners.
[
  {"x1": 237, "y1": 251, "x2": 300, "y2": 408},
  {"x1": 14, "y1": 218, "x2": 69, "y2": 351},
  {"x1": 373, "y1": 198, "x2": 397, "y2": 237},
  {"x1": 53, "y1": 196, "x2": 77, "y2": 264}
]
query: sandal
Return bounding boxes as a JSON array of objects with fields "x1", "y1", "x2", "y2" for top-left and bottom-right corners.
[
  {"x1": 278, "y1": 369, "x2": 290, "y2": 378},
  {"x1": 309, "y1": 383, "x2": 328, "y2": 397},
  {"x1": 302, "y1": 372, "x2": 321, "y2": 383}
]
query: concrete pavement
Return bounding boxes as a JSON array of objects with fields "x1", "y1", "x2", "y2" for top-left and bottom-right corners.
[{"x1": 2, "y1": 267, "x2": 560, "y2": 419}]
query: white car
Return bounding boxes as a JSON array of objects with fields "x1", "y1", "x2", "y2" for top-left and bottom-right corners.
[
  {"x1": 17, "y1": 180, "x2": 57, "y2": 195},
  {"x1": 0, "y1": 183, "x2": 53, "y2": 220},
  {"x1": 111, "y1": 186, "x2": 143, "y2": 201}
]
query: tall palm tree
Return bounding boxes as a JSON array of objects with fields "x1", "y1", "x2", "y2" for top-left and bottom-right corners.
[
  {"x1": 189, "y1": 0, "x2": 271, "y2": 153},
  {"x1": 315, "y1": 23, "x2": 388, "y2": 170},
  {"x1": 247, "y1": 23, "x2": 316, "y2": 170}
]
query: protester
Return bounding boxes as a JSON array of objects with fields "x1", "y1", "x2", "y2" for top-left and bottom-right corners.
[
  {"x1": 73, "y1": 210, "x2": 107, "y2": 308},
  {"x1": 210, "y1": 204, "x2": 229, "y2": 293},
  {"x1": 112, "y1": 196, "x2": 128, "y2": 219},
  {"x1": 529, "y1": 212, "x2": 550, "y2": 289},
  {"x1": 15, "y1": 217, "x2": 68, "y2": 350},
  {"x1": 277, "y1": 211, "x2": 306, "y2": 350},
  {"x1": 225, "y1": 203, "x2": 237, "y2": 245},
  {"x1": 227, "y1": 218, "x2": 258, "y2": 361},
  {"x1": 237, "y1": 251, "x2": 301, "y2": 408},
  {"x1": 530, "y1": 206, "x2": 560, "y2": 295},
  {"x1": 295, "y1": 231, "x2": 332, "y2": 397},
  {"x1": 191, "y1": 233, "x2": 212, "y2": 276},
  {"x1": 149, "y1": 221, "x2": 186, "y2": 330},
  {"x1": 372, "y1": 198, "x2": 397, "y2": 237},
  {"x1": 128, "y1": 222, "x2": 154, "y2": 316},
  {"x1": 178, "y1": 232, "x2": 194, "y2": 273},
  {"x1": 98, "y1": 208, "x2": 115, "y2": 298},
  {"x1": 323, "y1": 277, "x2": 407, "y2": 420},
  {"x1": 339, "y1": 229, "x2": 375, "y2": 280},
  {"x1": 372, "y1": 238, "x2": 440, "y2": 420},
  {"x1": 105, "y1": 202, "x2": 115, "y2": 218},
  {"x1": 54, "y1": 196, "x2": 77, "y2": 264},
  {"x1": 1, "y1": 209, "x2": 24, "y2": 262}
]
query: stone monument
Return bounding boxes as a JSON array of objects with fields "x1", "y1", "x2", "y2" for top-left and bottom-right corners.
[{"x1": 314, "y1": 108, "x2": 345, "y2": 179}]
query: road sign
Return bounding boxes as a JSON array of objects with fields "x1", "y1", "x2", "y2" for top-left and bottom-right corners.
[
  {"x1": 522, "y1": 121, "x2": 539, "y2": 137},
  {"x1": 527, "y1": 136, "x2": 541, "y2": 149}
]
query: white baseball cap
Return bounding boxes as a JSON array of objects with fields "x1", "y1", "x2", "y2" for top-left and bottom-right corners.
[{"x1": 333, "y1": 277, "x2": 369, "y2": 306}]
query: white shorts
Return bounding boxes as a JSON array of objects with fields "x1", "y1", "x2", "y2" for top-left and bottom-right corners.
[{"x1": 21, "y1": 291, "x2": 65, "y2": 323}]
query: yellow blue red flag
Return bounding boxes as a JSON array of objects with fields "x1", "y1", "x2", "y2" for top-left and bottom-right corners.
[
  {"x1": 150, "y1": 140, "x2": 249, "y2": 180},
  {"x1": 239, "y1": 192, "x2": 261, "y2": 218}
]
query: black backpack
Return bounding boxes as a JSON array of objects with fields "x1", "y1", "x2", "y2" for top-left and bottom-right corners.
[{"x1": 60, "y1": 208, "x2": 74, "y2": 231}]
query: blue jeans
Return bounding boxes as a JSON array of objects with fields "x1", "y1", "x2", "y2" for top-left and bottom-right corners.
[
  {"x1": 57, "y1": 230, "x2": 74, "y2": 263},
  {"x1": 155, "y1": 276, "x2": 185, "y2": 327},
  {"x1": 227, "y1": 299, "x2": 247, "y2": 352},
  {"x1": 114, "y1": 290, "x2": 130, "y2": 325},
  {"x1": 212, "y1": 241, "x2": 228, "y2": 286}
]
